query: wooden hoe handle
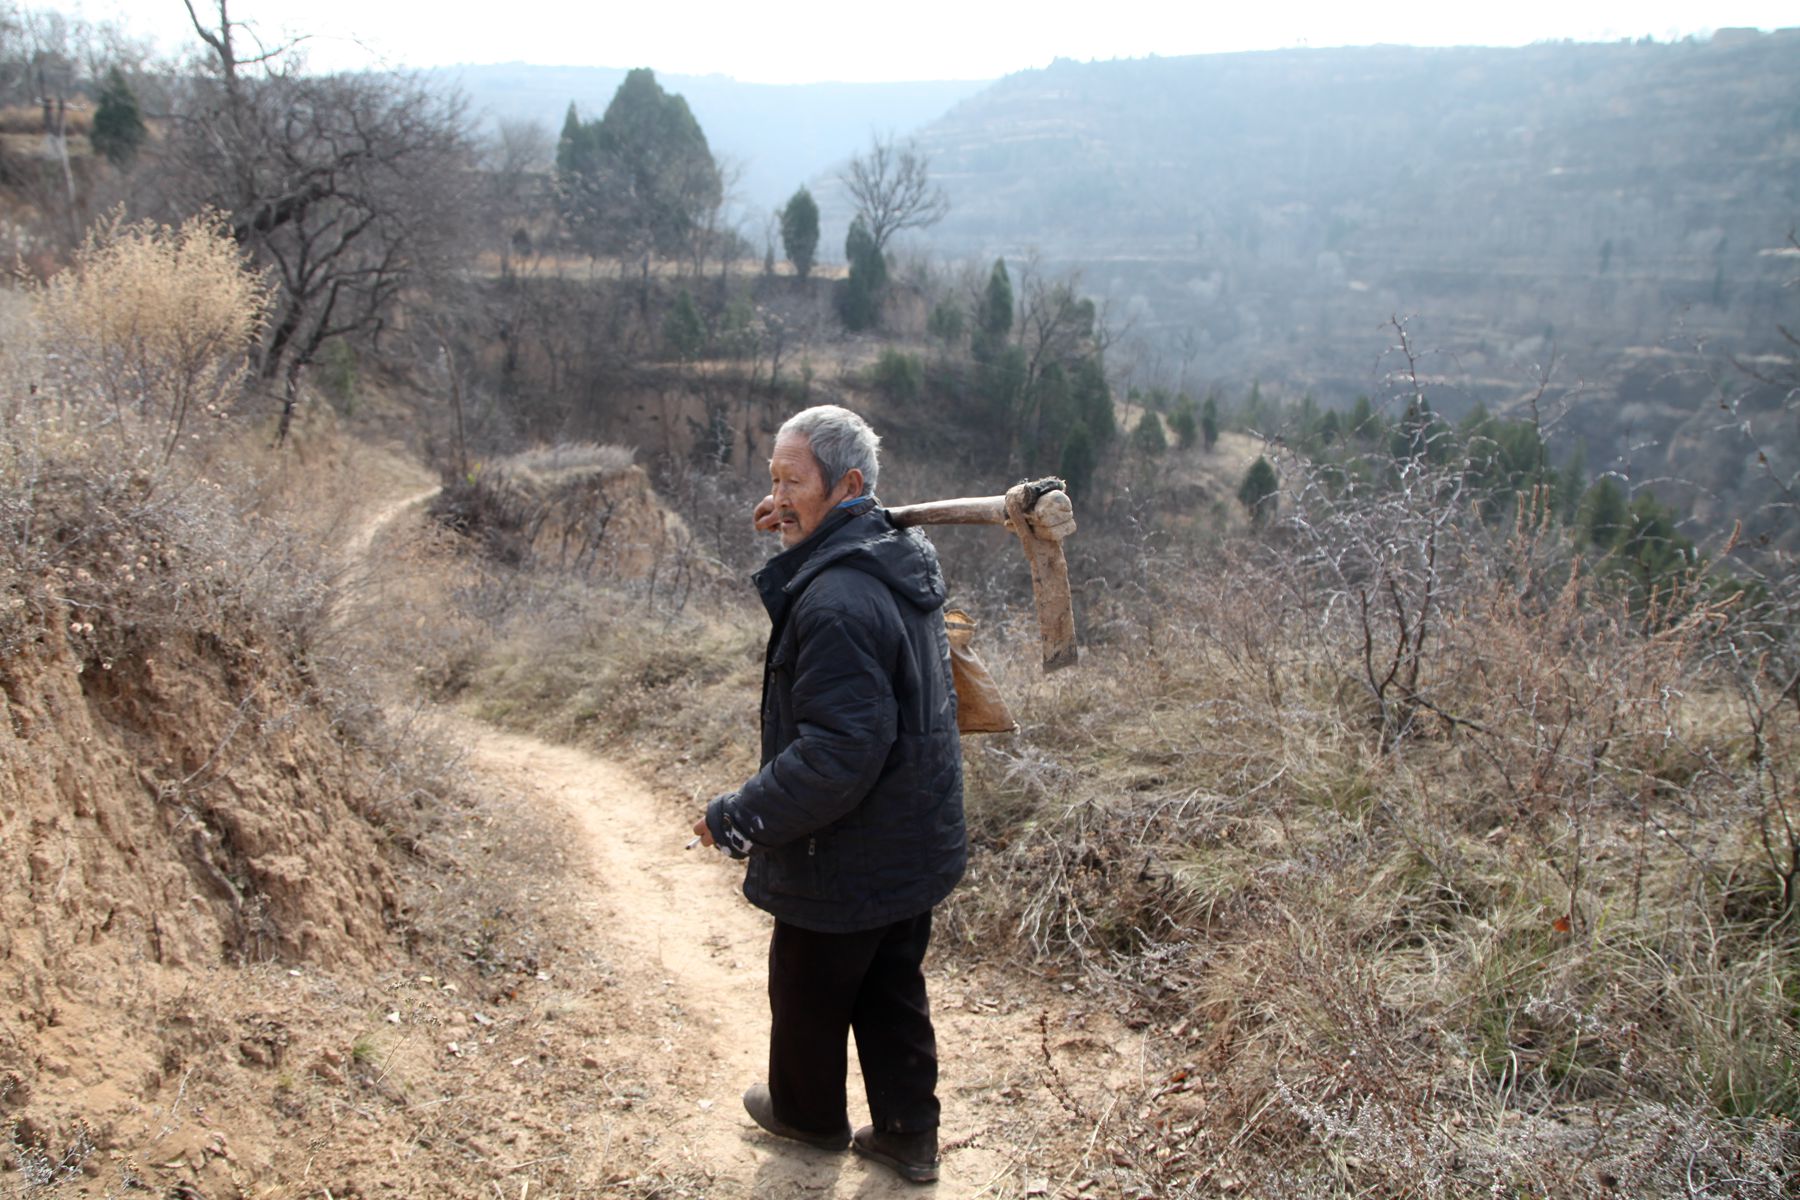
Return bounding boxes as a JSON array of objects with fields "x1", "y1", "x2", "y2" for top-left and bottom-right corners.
[{"x1": 888, "y1": 479, "x2": 1079, "y2": 673}]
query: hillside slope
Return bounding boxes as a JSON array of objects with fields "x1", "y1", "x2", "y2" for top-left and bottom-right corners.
[{"x1": 916, "y1": 34, "x2": 1800, "y2": 375}]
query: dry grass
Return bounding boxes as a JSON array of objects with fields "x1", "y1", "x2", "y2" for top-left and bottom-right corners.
[
  {"x1": 464, "y1": 588, "x2": 762, "y2": 773},
  {"x1": 0, "y1": 231, "x2": 326, "y2": 668},
  {"x1": 498, "y1": 440, "x2": 637, "y2": 479},
  {"x1": 923, "y1": 475, "x2": 1799, "y2": 1195},
  {"x1": 0, "y1": 226, "x2": 693, "y2": 1199},
  {"x1": 0, "y1": 218, "x2": 454, "y2": 880},
  {"x1": 412, "y1": 559, "x2": 766, "y2": 798},
  {"x1": 0, "y1": 104, "x2": 91, "y2": 136}
]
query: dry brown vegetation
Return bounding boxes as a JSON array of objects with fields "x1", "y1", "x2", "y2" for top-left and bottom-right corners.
[
  {"x1": 951, "y1": 529, "x2": 1797, "y2": 1197},
  {"x1": 5, "y1": 12, "x2": 1788, "y2": 1193},
  {"x1": 0, "y1": 104, "x2": 88, "y2": 136}
]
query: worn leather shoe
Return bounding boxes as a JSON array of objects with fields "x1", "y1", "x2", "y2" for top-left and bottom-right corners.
[
  {"x1": 740, "y1": 1083, "x2": 851, "y2": 1151},
  {"x1": 852, "y1": 1124, "x2": 939, "y2": 1184}
]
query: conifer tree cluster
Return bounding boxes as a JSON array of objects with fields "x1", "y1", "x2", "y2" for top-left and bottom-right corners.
[{"x1": 556, "y1": 69, "x2": 723, "y2": 263}]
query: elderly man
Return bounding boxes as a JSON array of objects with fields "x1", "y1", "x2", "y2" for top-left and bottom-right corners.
[{"x1": 691, "y1": 404, "x2": 964, "y2": 1184}]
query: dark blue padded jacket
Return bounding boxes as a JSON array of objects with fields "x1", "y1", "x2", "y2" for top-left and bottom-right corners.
[{"x1": 705, "y1": 499, "x2": 965, "y2": 932}]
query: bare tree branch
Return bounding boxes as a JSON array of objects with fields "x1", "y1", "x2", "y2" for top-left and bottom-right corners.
[
  {"x1": 153, "y1": 14, "x2": 475, "y2": 440},
  {"x1": 838, "y1": 133, "x2": 948, "y2": 255}
]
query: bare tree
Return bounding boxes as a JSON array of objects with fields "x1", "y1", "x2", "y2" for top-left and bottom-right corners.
[
  {"x1": 838, "y1": 133, "x2": 949, "y2": 256},
  {"x1": 155, "y1": 1, "x2": 476, "y2": 440},
  {"x1": 1017, "y1": 260, "x2": 1107, "y2": 388},
  {"x1": 686, "y1": 154, "x2": 744, "y2": 285},
  {"x1": 8, "y1": 7, "x2": 83, "y2": 236},
  {"x1": 1003, "y1": 257, "x2": 1117, "y2": 468}
]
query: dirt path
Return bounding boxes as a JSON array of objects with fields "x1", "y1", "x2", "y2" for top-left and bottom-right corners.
[
  {"x1": 451, "y1": 718, "x2": 1060, "y2": 1196},
  {"x1": 338, "y1": 461, "x2": 1129, "y2": 1197},
  {"x1": 344, "y1": 483, "x2": 441, "y2": 562}
]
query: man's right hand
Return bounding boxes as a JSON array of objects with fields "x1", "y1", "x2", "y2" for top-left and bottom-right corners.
[{"x1": 753, "y1": 493, "x2": 779, "y2": 533}]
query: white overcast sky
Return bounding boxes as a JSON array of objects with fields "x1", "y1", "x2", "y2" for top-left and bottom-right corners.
[{"x1": 86, "y1": 1, "x2": 1800, "y2": 82}]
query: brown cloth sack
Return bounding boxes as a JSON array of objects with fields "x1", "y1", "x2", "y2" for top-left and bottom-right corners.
[{"x1": 944, "y1": 608, "x2": 1016, "y2": 734}]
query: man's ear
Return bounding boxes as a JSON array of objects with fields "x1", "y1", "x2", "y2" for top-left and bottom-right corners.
[{"x1": 835, "y1": 467, "x2": 865, "y2": 502}]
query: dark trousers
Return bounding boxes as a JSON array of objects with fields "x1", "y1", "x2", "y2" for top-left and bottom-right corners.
[{"x1": 767, "y1": 911, "x2": 939, "y2": 1137}]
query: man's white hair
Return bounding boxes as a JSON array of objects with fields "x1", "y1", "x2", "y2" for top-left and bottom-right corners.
[{"x1": 777, "y1": 405, "x2": 880, "y2": 497}]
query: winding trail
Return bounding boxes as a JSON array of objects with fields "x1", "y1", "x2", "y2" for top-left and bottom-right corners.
[
  {"x1": 347, "y1": 464, "x2": 1055, "y2": 1195},
  {"x1": 443, "y1": 709, "x2": 1032, "y2": 1195},
  {"x1": 344, "y1": 483, "x2": 442, "y2": 562}
]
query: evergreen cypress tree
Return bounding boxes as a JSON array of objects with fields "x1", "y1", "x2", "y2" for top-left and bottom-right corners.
[
  {"x1": 975, "y1": 258, "x2": 1013, "y2": 355},
  {"x1": 1620, "y1": 492, "x2": 1696, "y2": 593},
  {"x1": 1070, "y1": 357, "x2": 1115, "y2": 446},
  {"x1": 975, "y1": 344, "x2": 1027, "y2": 430},
  {"x1": 1170, "y1": 395, "x2": 1198, "y2": 449},
  {"x1": 556, "y1": 73, "x2": 721, "y2": 260},
  {"x1": 1059, "y1": 425, "x2": 1097, "y2": 501},
  {"x1": 1238, "y1": 456, "x2": 1279, "y2": 525},
  {"x1": 90, "y1": 67, "x2": 146, "y2": 166},
  {"x1": 1297, "y1": 393, "x2": 1320, "y2": 446},
  {"x1": 556, "y1": 102, "x2": 585, "y2": 174},
  {"x1": 662, "y1": 290, "x2": 707, "y2": 360},
  {"x1": 927, "y1": 300, "x2": 965, "y2": 344},
  {"x1": 779, "y1": 186, "x2": 820, "y2": 280},
  {"x1": 838, "y1": 216, "x2": 886, "y2": 331},
  {"x1": 1131, "y1": 409, "x2": 1168, "y2": 456},
  {"x1": 1558, "y1": 442, "x2": 1588, "y2": 525},
  {"x1": 1578, "y1": 477, "x2": 1629, "y2": 551}
]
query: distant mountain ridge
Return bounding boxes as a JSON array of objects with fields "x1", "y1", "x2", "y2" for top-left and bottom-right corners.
[
  {"x1": 428, "y1": 63, "x2": 989, "y2": 219},
  {"x1": 899, "y1": 31, "x2": 1800, "y2": 542},
  {"x1": 911, "y1": 33, "x2": 1800, "y2": 373}
]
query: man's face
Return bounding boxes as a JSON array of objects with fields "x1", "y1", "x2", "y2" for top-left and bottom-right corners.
[{"x1": 769, "y1": 433, "x2": 859, "y2": 548}]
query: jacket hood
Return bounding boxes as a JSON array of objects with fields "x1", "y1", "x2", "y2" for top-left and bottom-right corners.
[{"x1": 757, "y1": 500, "x2": 947, "y2": 618}]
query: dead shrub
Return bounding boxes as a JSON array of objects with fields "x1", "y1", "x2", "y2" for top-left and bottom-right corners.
[
  {"x1": 30, "y1": 210, "x2": 269, "y2": 462},
  {"x1": 0, "y1": 248, "x2": 329, "y2": 659},
  {"x1": 0, "y1": 218, "x2": 463, "y2": 972},
  {"x1": 428, "y1": 467, "x2": 540, "y2": 567}
]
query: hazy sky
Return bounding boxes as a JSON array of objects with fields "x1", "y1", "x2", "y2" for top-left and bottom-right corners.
[{"x1": 90, "y1": 1, "x2": 1800, "y2": 82}]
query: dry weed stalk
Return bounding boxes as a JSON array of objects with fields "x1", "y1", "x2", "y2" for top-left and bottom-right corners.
[{"x1": 1696, "y1": 542, "x2": 1800, "y2": 926}]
